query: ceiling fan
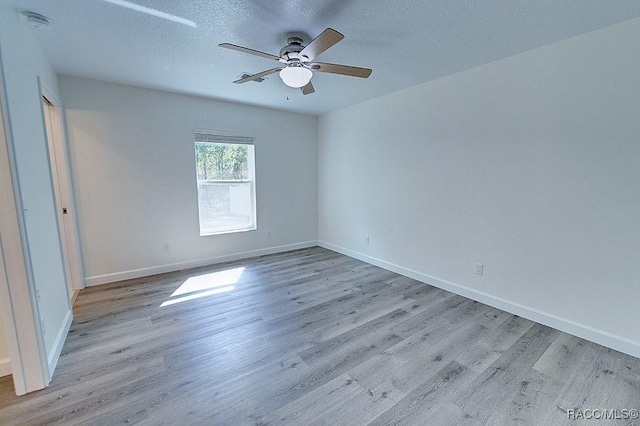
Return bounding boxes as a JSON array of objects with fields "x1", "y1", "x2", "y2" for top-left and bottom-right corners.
[{"x1": 219, "y1": 28, "x2": 372, "y2": 95}]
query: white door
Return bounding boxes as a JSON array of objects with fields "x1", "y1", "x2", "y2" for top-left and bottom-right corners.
[{"x1": 42, "y1": 94, "x2": 85, "y2": 299}]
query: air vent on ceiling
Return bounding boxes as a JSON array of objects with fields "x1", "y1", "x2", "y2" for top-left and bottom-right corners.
[
  {"x1": 22, "y1": 11, "x2": 52, "y2": 29},
  {"x1": 240, "y1": 73, "x2": 266, "y2": 83}
]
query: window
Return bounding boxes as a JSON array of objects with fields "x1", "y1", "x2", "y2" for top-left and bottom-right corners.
[{"x1": 194, "y1": 132, "x2": 256, "y2": 235}]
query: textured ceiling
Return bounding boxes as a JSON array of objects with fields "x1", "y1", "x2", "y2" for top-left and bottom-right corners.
[{"x1": 2, "y1": 0, "x2": 640, "y2": 115}]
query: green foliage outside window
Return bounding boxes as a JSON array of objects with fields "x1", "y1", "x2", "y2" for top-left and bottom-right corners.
[{"x1": 195, "y1": 142, "x2": 249, "y2": 180}]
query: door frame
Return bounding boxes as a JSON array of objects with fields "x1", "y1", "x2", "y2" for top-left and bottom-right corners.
[{"x1": 0, "y1": 53, "x2": 49, "y2": 395}]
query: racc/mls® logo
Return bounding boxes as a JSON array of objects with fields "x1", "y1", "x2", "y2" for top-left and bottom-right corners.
[{"x1": 566, "y1": 408, "x2": 639, "y2": 421}]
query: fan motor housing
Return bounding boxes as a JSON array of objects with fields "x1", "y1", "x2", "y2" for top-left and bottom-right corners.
[{"x1": 280, "y1": 37, "x2": 305, "y2": 58}]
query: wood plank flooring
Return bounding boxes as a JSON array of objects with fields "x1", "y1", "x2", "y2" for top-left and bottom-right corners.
[{"x1": 0, "y1": 247, "x2": 638, "y2": 425}]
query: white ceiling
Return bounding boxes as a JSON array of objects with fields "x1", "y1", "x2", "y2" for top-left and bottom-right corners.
[{"x1": 3, "y1": 0, "x2": 640, "y2": 115}]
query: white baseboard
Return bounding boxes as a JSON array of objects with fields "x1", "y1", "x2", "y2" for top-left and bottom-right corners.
[
  {"x1": 85, "y1": 241, "x2": 318, "y2": 286},
  {"x1": 47, "y1": 308, "x2": 73, "y2": 381},
  {"x1": 318, "y1": 240, "x2": 640, "y2": 359},
  {"x1": 0, "y1": 358, "x2": 10, "y2": 377}
]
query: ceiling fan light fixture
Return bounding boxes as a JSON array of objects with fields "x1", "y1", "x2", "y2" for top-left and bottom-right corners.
[
  {"x1": 220, "y1": 28, "x2": 371, "y2": 95},
  {"x1": 279, "y1": 66, "x2": 312, "y2": 88}
]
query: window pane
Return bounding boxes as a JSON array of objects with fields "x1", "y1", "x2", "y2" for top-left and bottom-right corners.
[
  {"x1": 195, "y1": 142, "x2": 249, "y2": 180},
  {"x1": 195, "y1": 141, "x2": 256, "y2": 235},
  {"x1": 197, "y1": 181, "x2": 253, "y2": 232}
]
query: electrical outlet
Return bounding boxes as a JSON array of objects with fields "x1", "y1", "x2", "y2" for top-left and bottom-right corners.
[
  {"x1": 475, "y1": 263, "x2": 484, "y2": 275},
  {"x1": 365, "y1": 236, "x2": 370, "y2": 245},
  {"x1": 163, "y1": 243, "x2": 170, "y2": 252}
]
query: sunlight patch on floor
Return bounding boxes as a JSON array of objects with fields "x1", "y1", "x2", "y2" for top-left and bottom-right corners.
[{"x1": 160, "y1": 267, "x2": 244, "y2": 307}]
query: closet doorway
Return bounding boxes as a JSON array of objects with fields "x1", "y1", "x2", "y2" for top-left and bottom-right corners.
[{"x1": 41, "y1": 90, "x2": 84, "y2": 300}]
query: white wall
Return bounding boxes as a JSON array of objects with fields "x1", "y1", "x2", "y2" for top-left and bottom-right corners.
[
  {"x1": 60, "y1": 76, "x2": 318, "y2": 284},
  {"x1": 319, "y1": 18, "x2": 640, "y2": 355},
  {"x1": 0, "y1": 5, "x2": 72, "y2": 385}
]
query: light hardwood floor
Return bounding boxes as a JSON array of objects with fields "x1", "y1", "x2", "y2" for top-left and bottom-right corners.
[{"x1": 0, "y1": 247, "x2": 638, "y2": 425}]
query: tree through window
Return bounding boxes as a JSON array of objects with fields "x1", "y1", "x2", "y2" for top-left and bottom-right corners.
[{"x1": 194, "y1": 132, "x2": 256, "y2": 235}]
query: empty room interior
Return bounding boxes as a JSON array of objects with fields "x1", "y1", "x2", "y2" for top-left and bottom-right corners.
[{"x1": 0, "y1": 0, "x2": 639, "y2": 424}]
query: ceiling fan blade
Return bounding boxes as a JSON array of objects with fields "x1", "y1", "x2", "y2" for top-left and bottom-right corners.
[
  {"x1": 219, "y1": 43, "x2": 282, "y2": 61},
  {"x1": 310, "y1": 62, "x2": 372, "y2": 78},
  {"x1": 301, "y1": 82, "x2": 315, "y2": 95},
  {"x1": 233, "y1": 68, "x2": 283, "y2": 84},
  {"x1": 299, "y1": 28, "x2": 344, "y2": 61}
]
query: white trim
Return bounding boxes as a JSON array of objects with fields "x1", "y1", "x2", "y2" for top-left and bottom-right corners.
[
  {"x1": 46, "y1": 308, "x2": 73, "y2": 378},
  {"x1": 0, "y1": 358, "x2": 10, "y2": 377},
  {"x1": 318, "y1": 241, "x2": 640, "y2": 359},
  {"x1": 0, "y1": 54, "x2": 49, "y2": 394},
  {"x1": 85, "y1": 241, "x2": 318, "y2": 286}
]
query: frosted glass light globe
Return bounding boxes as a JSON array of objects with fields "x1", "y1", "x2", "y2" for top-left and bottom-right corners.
[{"x1": 279, "y1": 66, "x2": 313, "y2": 88}]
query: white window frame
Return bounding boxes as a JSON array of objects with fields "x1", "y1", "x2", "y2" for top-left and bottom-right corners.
[{"x1": 194, "y1": 132, "x2": 257, "y2": 236}]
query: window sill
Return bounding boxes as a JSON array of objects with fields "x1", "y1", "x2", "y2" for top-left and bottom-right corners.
[{"x1": 199, "y1": 227, "x2": 257, "y2": 237}]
